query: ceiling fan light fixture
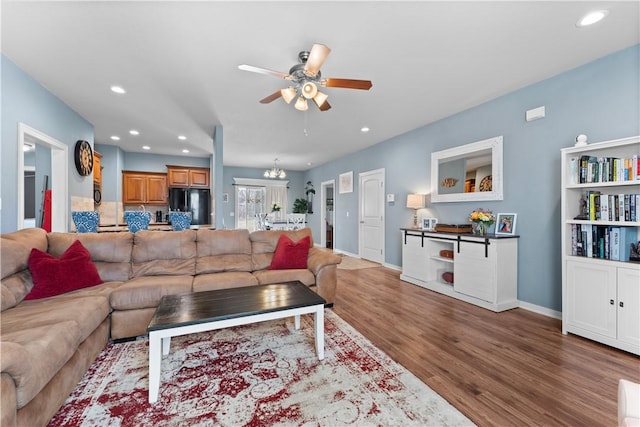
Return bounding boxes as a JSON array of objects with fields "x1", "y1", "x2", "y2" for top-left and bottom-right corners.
[
  {"x1": 281, "y1": 87, "x2": 297, "y2": 104},
  {"x1": 313, "y1": 91, "x2": 328, "y2": 107},
  {"x1": 294, "y1": 97, "x2": 309, "y2": 111},
  {"x1": 302, "y1": 82, "x2": 318, "y2": 99}
]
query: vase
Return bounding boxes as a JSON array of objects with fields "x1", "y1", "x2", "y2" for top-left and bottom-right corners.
[{"x1": 472, "y1": 221, "x2": 488, "y2": 236}]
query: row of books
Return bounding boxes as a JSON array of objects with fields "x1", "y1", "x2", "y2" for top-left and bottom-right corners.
[
  {"x1": 570, "y1": 155, "x2": 640, "y2": 184},
  {"x1": 582, "y1": 192, "x2": 639, "y2": 222},
  {"x1": 571, "y1": 224, "x2": 637, "y2": 261}
]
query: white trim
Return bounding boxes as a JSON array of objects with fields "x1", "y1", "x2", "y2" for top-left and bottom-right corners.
[
  {"x1": 233, "y1": 177, "x2": 288, "y2": 187},
  {"x1": 17, "y1": 123, "x2": 69, "y2": 232},
  {"x1": 519, "y1": 300, "x2": 562, "y2": 320}
]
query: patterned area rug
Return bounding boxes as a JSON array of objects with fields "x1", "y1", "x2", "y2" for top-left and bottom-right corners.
[
  {"x1": 49, "y1": 311, "x2": 473, "y2": 426},
  {"x1": 336, "y1": 255, "x2": 381, "y2": 270}
]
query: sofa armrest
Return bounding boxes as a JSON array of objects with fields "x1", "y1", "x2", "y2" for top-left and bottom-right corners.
[
  {"x1": 619, "y1": 379, "x2": 640, "y2": 427},
  {"x1": 307, "y1": 248, "x2": 341, "y2": 276},
  {"x1": 1, "y1": 373, "x2": 17, "y2": 427}
]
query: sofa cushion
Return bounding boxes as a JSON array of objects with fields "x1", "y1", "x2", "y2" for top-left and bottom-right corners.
[
  {"x1": 1, "y1": 321, "x2": 80, "y2": 409},
  {"x1": 109, "y1": 275, "x2": 193, "y2": 310},
  {"x1": 253, "y1": 269, "x2": 315, "y2": 286},
  {"x1": 250, "y1": 228, "x2": 313, "y2": 271},
  {"x1": 269, "y1": 234, "x2": 310, "y2": 270},
  {"x1": 193, "y1": 271, "x2": 258, "y2": 292},
  {"x1": 48, "y1": 232, "x2": 134, "y2": 282},
  {"x1": 196, "y1": 229, "x2": 252, "y2": 274},
  {"x1": 1, "y1": 229, "x2": 48, "y2": 311},
  {"x1": 25, "y1": 240, "x2": 103, "y2": 300},
  {"x1": 131, "y1": 230, "x2": 197, "y2": 277}
]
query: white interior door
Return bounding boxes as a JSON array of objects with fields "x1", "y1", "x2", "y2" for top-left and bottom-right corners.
[{"x1": 359, "y1": 168, "x2": 385, "y2": 263}]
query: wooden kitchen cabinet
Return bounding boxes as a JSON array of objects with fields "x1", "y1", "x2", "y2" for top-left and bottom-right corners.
[
  {"x1": 93, "y1": 151, "x2": 102, "y2": 185},
  {"x1": 166, "y1": 165, "x2": 210, "y2": 188},
  {"x1": 122, "y1": 171, "x2": 167, "y2": 205}
]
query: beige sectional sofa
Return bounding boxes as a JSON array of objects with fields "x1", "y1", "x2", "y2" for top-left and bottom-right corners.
[{"x1": 0, "y1": 227, "x2": 340, "y2": 427}]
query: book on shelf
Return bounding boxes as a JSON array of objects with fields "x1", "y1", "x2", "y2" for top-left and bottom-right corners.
[
  {"x1": 583, "y1": 192, "x2": 640, "y2": 222},
  {"x1": 571, "y1": 224, "x2": 638, "y2": 262},
  {"x1": 578, "y1": 154, "x2": 639, "y2": 184}
]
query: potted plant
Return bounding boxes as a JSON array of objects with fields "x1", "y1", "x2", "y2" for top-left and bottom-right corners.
[
  {"x1": 305, "y1": 181, "x2": 315, "y2": 214},
  {"x1": 292, "y1": 198, "x2": 308, "y2": 214}
]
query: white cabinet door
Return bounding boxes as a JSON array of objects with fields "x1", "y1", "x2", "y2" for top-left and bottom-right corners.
[
  {"x1": 454, "y1": 241, "x2": 496, "y2": 303},
  {"x1": 617, "y1": 267, "x2": 640, "y2": 350},
  {"x1": 402, "y1": 234, "x2": 430, "y2": 281},
  {"x1": 566, "y1": 260, "x2": 617, "y2": 339}
]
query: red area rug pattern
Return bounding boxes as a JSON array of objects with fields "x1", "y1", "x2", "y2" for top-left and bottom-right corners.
[{"x1": 49, "y1": 311, "x2": 472, "y2": 426}]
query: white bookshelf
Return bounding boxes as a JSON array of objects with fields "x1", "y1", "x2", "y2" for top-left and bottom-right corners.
[{"x1": 560, "y1": 135, "x2": 640, "y2": 355}]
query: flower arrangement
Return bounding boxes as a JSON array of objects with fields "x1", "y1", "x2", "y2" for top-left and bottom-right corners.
[
  {"x1": 468, "y1": 208, "x2": 494, "y2": 236},
  {"x1": 271, "y1": 202, "x2": 281, "y2": 212},
  {"x1": 468, "y1": 208, "x2": 495, "y2": 225}
]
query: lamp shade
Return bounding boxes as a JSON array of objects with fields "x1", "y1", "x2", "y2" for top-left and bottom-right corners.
[{"x1": 406, "y1": 194, "x2": 425, "y2": 209}]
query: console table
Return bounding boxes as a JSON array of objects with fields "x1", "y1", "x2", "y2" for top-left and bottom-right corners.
[{"x1": 400, "y1": 228, "x2": 519, "y2": 312}]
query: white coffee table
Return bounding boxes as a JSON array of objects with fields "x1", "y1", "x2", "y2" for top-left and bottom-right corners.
[{"x1": 146, "y1": 281, "x2": 326, "y2": 403}]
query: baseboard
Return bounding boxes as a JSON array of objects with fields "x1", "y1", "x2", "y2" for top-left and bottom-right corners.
[
  {"x1": 383, "y1": 263, "x2": 401, "y2": 271},
  {"x1": 519, "y1": 301, "x2": 562, "y2": 319}
]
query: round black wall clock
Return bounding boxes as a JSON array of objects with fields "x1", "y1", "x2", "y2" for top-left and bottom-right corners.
[{"x1": 74, "y1": 140, "x2": 94, "y2": 176}]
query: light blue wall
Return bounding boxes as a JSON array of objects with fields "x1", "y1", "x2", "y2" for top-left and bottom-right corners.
[
  {"x1": 1, "y1": 55, "x2": 94, "y2": 232},
  {"x1": 95, "y1": 143, "x2": 214, "y2": 208},
  {"x1": 123, "y1": 152, "x2": 210, "y2": 172},
  {"x1": 222, "y1": 166, "x2": 305, "y2": 229},
  {"x1": 303, "y1": 44, "x2": 640, "y2": 312}
]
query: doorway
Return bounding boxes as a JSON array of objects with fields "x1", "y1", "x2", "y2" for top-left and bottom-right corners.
[
  {"x1": 17, "y1": 123, "x2": 68, "y2": 231},
  {"x1": 358, "y1": 168, "x2": 385, "y2": 263},
  {"x1": 320, "y1": 180, "x2": 335, "y2": 249}
]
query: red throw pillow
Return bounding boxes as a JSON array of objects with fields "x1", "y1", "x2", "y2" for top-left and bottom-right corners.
[
  {"x1": 269, "y1": 234, "x2": 310, "y2": 270},
  {"x1": 25, "y1": 240, "x2": 103, "y2": 300}
]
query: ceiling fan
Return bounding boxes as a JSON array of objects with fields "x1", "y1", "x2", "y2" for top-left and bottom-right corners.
[{"x1": 238, "y1": 43, "x2": 373, "y2": 112}]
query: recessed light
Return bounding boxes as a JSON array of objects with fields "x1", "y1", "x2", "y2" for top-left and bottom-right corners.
[
  {"x1": 178, "y1": 135, "x2": 187, "y2": 141},
  {"x1": 129, "y1": 130, "x2": 139, "y2": 135},
  {"x1": 307, "y1": 162, "x2": 313, "y2": 166},
  {"x1": 182, "y1": 149, "x2": 190, "y2": 153},
  {"x1": 361, "y1": 126, "x2": 370, "y2": 133},
  {"x1": 576, "y1": 10, "x2": 609, "y2": 27},
  {"x1": 110, "y1": 85, "x2": 126, "y2": 94},
  {"x1": 142, "y1": 146, "x2": 150, "y2": 150},
  {"x1": 110, "y1": 135, "x2": 120, "y2": 141}
]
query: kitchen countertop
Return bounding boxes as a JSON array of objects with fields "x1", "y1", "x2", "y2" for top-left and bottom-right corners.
[{"x1": 97, "y1": 224, "x2": 216, "y2": 232}]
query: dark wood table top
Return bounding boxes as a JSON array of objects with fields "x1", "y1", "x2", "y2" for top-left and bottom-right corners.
[{"x1": 148, "y1": 281, "x2": 326, "y2": 332}]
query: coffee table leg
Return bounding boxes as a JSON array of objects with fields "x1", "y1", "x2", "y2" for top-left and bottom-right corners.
[
  {"x1": 294, "y1": 314, "x2": 300, "y2": 330},
  {"x1": 315, "y1": 307, "x2": 324, "y2": 360},
  {"x1": 148, "y1": 332, "x2": 161, "y2": 403},
  {"x1": 162, "y1": 337, "x2": 171, "y2": 355}
]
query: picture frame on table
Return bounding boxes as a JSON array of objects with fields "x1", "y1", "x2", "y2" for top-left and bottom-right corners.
[
  {"x1": 496, "y1": 213, "x2": 517, "y2": 235},
  {"x1": 421, "y1": 218, "x2": 438, "y2": 231}
]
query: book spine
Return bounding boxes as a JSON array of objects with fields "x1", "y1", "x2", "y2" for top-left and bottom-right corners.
[
  {"x1": 610, "y1": 227, "x2": 620, "y2": 261},
  {"x1": 570, "y1": 157, "x2": 579, "y2": 184}
]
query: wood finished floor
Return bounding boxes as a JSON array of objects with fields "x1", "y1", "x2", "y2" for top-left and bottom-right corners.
[{"x1": 332, "y1": 264, "x2": 640, "y2": 426}]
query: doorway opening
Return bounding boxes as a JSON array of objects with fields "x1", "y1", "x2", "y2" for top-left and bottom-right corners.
[
  {"x1": 321, "y1": 180, "x2": 335, "y2": 249},
  {"x1": 17, "y1": 123, "x2": 69, "y2": 231}
]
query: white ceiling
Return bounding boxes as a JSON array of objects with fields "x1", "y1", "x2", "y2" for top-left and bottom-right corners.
[{"x1": 2, "y1": 1, "x2": 638, "y2": 172}]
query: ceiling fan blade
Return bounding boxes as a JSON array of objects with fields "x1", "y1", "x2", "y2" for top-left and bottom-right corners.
[
  {"x1": 259, "y1": 90, "x2": 283, "y2": 104},
  {"x1": 322, "y1": 78, "x2": 373, "y2": 90},
  {"x1": 238, "y1": 64, "x2": 291, "y2": 80},
  {"x1": 304, "y1": 44, "x2": 331, "y2": 77}
]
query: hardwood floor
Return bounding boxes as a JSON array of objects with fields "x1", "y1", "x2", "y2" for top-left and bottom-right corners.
[{"x1": 332, "y1": 265, "x2": 640, "y2": 426}]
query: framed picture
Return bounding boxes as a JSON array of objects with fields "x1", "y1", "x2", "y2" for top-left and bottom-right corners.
[
  {"x1": 496, "y1": 213, "x2": 517, "y2": 235},
  {"x1": 339, "y1": 171, "x2": 353, "y2": 194},
  {"x1": 421, "y1": 218, "x2": 438, "y2": 230}
]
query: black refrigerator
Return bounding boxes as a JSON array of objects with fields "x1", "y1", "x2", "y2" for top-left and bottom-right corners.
[{"x1": 168, "y1": 188, "x2": 211, "y2": 225}]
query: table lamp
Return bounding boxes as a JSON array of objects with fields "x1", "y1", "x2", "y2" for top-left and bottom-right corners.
[{"x1": 406, "y1": 194, "x2": 425, "y2": 228}]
